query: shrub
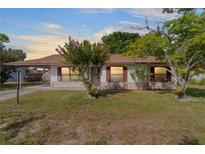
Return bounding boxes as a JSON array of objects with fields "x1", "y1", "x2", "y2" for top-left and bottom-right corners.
[
  {"x1": 173, "y1": 87, "x2": 184, "y2": 98},
  {"x1": 88, "y1": 88, "x2": 101, "y2": 98}
]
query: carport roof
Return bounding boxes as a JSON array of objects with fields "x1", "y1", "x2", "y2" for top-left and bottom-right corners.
[{"x1": 4, "y1": 54, "x2": 66, "y2": 67}]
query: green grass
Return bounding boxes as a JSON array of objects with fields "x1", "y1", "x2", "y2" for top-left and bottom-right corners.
[{"x1": 1, "y1": 86, "x2": 205, "y2": 144}]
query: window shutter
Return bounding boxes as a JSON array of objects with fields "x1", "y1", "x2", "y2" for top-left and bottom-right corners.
[
  {"x1": 106, "y1": 67, "x2": 111, "y2": 82},
  {"x1": 57, "y1": 67, "x2": 62, "y2": 81},
  {"x1": 166, "y1": 67, "x2": 171, "y2": 81},
  {"x1": 123, "y1": 66, "x2": 128, "y2": 82},
  {"x1": 150, "y1": 67, "x2": 155, "y2": 82}
]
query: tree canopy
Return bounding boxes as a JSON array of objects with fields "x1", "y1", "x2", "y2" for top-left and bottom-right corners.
[
  {"x1": 101, "y1": 31, "x2": 140, "y2": 54},
  {"x1": 162, "y1": 8, "x2": 197, "y2": 14},
  {"x1": 126, "y1": 10, "x2": 205, "y2": 98},
  {"x1": 0, "y1": 33, "x2": 26, "y2": 85}
]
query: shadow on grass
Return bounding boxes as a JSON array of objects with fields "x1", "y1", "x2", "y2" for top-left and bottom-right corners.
[
  {"x1": 99, "y1": 89, "x2": 131, "y2": 97},
  {"x1": 156, "y1": 90, "x2": 173, "y2": 94},
  {"x1": 179, "y1": 136, "x2": 202, "y2": 145},
  {"x1": 157, "y1": 87, "x2": 205, "y2": 98},
  {"x1": 0, "y1": 117, "x2": 38, "y2": 144},
  {"x1": 186, "y1": 87, "x2": 205, "y2": 98},
  {"x1": 1, "y1": 117, "x2": 37, "y2": 132}
]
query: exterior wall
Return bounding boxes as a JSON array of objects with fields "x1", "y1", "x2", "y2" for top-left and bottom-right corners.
[
  {"x1": 148, "y1": 82, "x2": 176, "y2": 90},
  {"x1": 147, "y1": 64, "x2": 177, "y2": 90},
  {"x1": 101, "y1": 64, "x2": 148, "y2": 90},
  {"x1": 101, "y1": 65, "x2": 106, "y2": 83},
  {"x1": 50, "y1": 66, "x2": 85, "y2": 88},
  {"x1": 51, "y1": 81, "x2": 85, "y2": 88}
]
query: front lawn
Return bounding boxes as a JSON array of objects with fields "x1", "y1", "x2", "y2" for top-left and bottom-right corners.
[{"x1": 0, "y1": 87, "x2": 205, "y2": 144}]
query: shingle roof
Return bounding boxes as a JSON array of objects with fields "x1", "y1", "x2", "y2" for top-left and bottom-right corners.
[
  {"x1": 4, "y1": 54, "x2": 66, "y2": 67},
  {"x1": 105, "y1": 54, "x2": 160, "y2": 65},
  {"x1": 4, "y1": 54, "x2": 162, "y2": 67}
]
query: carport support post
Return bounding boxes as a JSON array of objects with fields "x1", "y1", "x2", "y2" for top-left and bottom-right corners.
[{"x1": 16, "y1": 68, "x2": 20, "y2": 104}]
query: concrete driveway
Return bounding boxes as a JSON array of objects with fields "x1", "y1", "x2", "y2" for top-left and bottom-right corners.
[
  {"x1": 0, "y1": 85, "x2": 47, "y2": 101},
  {"x1": 0, "y1": 84, "x2": 86, "y2": 101}
]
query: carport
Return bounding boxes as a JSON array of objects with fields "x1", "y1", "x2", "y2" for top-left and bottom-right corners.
[{"x1": 4, "y1": 54, "x2": 65, "y2": 87}]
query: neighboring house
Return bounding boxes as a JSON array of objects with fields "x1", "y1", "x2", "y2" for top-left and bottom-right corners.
[{"x1": 5, "y1": 54, "x2": 176, "y2": 90}]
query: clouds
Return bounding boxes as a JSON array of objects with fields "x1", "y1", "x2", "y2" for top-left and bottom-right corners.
[
  {"x1": 127, "y1": 8, "x2": 180, "y2": 22},
  {"x1": 90, "y1": 20, "x2": 149, "y2": 42},
  {"x1": 7, "y1": 20, "x2": 90, "y2": 59},
  {"x1": 119, "y1": 20, "x2": 145, "y2": 27},
  {"x1": 12, "y1": 35, "x2": 67, "y2": 59},
  {"x1": 79, "y1": 8, "x2": 114, "y2": 14},
  {"x1": 42, "y1": 23, "x2": 62, "y2": 30},
  {"x1": 4, "y1": 20, "x2": 69, "y2": 59},
  {"x1": 90, "y1": 27, "x2": 119, "y2": 42},
  {"x1": 1, "y1": 17, "x2": 67, "y2": 38}
]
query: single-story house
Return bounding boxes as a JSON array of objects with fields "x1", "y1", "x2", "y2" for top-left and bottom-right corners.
[{"x1": 5, "y1": 54, "x2": 177, "y2": 90}]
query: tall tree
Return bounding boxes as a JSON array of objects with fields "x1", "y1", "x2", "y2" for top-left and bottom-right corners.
[
  {"x1": 0, "y1": 34, "x2": 26, "y2": 86},
  {"x1": 56, "y1": 37, "x2": 109, "y2": 98},
  {"x1": 162, "y1": 8, "x2": 196, "y2": 14},
  {"x1": 0, "y1": 33, "x2": 9, "y2": 43},
  {"x1": 127, "y1": 11, "x2": 205, "y2": 98},
  {"x1": 101, "y1": 31, "x2": 140, "y2": 54}
]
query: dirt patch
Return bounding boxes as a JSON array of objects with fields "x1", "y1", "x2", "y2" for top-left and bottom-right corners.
[{"x1": 35, "y1": 115, "x2": 182, "y2": 144}]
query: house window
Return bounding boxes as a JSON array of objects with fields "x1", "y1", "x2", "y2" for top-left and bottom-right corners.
[
  {"x1": 110, "y1": 67, "x2": 123, "y2": 82},
  {"x1": 150, "y1": 66, "x2": 171, "y2": 82},
  {"x1": 61, "y1": 67, "x2": 69, "y2": 75},
  {"x1": 154, "y1": 67, "x2": 167, "y2": 82},
  {"x1": 59, "y1": 67, "x2": 80, "y2": 81}
]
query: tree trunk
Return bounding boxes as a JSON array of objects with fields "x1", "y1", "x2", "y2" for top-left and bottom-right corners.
[{"x1": 180, "y1": 69, "x2": 191, "y2": 98}]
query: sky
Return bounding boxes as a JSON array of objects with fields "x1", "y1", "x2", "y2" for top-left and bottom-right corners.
[{"x1": 0, "y1": 8, "x2": 181, "y2": 59}]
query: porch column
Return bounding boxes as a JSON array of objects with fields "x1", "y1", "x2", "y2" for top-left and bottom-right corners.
[
  {"x1": 57, "y1": 67, "x2": 62, "y2": 81},
  {"x1": 123, "y1": 66, "x2": 128, "y2": 82},
  {"x1": 43, "y1": 67, "x2": 46, "y2": 81},
  {"x1": 106, "y1": 67, "x2": 110, "y2": 82},
  {"x1": 50, "y1": 66, "x2": 58, "y2": 87}
]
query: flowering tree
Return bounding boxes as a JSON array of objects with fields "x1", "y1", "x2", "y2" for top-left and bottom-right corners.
[{"x1": 56, "y1": 37, "x2": 109, "y2": 98}]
